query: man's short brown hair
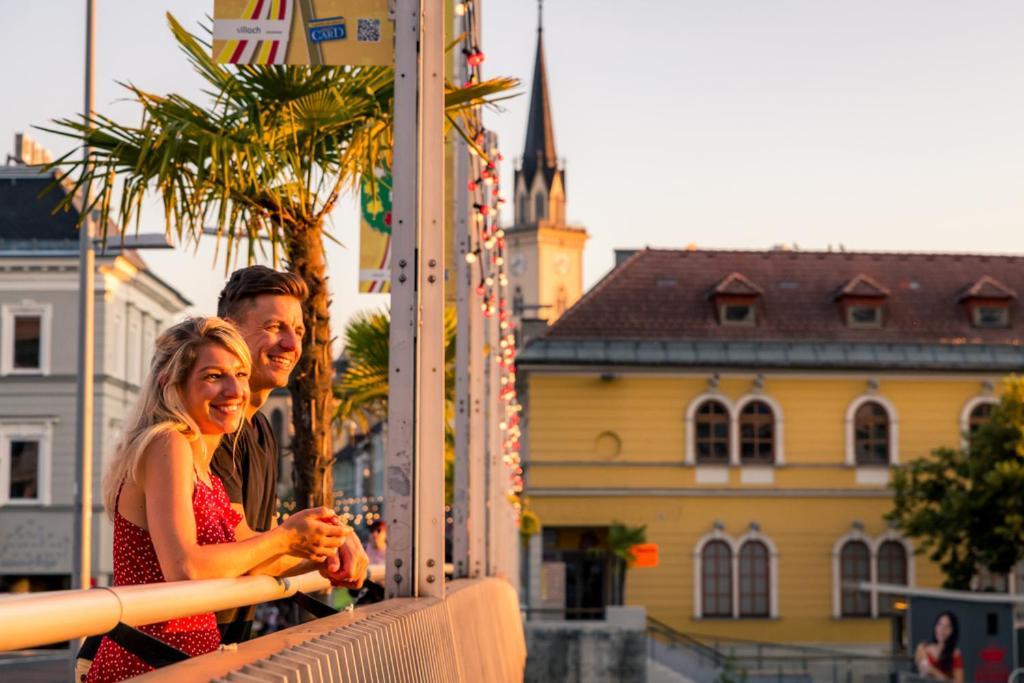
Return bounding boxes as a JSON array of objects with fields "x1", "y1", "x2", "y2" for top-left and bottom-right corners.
[{"x1": 217, "y1": 266, "x2": 308, "y2": 320}]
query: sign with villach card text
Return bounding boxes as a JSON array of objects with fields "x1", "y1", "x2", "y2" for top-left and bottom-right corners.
[{"x1": 213, "y1": 0, "x2": 393, "y2": 66}]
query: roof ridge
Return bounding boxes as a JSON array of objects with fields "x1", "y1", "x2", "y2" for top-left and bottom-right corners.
[{"x1": 634, "y1": 246, "x2": 1024, "y2": 260}]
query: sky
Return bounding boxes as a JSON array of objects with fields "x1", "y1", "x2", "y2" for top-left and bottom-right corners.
[{"x1": 3, "y1": 1, "x2": 1024, "y2": 341}]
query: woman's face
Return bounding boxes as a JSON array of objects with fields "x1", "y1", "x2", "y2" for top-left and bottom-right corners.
[
  {"x1": 934, "y1": 614, "x2": 953, "y2": 644},
  {"x1": 181, "y1": 343, "x2": 249, "y2": 435}
]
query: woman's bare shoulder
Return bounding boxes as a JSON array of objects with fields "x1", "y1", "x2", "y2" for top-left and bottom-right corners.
[{"x1": 140, "y1": 429, "x2": 193, "y2": 474}]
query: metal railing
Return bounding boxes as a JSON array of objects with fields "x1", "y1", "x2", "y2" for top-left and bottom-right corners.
[
  {"x1": 646, "y1": 617, "x2": 916, "y2": 683},
  {"x1": 0, "y1": 570, "x2": 330, "y2": 651}
]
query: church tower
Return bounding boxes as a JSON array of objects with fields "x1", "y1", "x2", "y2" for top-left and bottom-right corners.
[{"x1": 506, "y1": 4, "x2": 588, "y2": 338}]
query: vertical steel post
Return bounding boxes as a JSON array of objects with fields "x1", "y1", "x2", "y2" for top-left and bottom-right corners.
[
  {"x1": 386, "y1": 0, "x2": 446, "y2": 599},
  {"x1": 73, "y1": 0, "x2": 96, "y2": 596},
  {"x1": 452, "y1": 0, "x2": 486, "y2": 580},
  {"x1": 451, "y1": 40, "x2": 472, "y2": 577}
]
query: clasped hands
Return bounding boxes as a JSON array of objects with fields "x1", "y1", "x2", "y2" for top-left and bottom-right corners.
[{"x1": 280, "y1": 507, "x2": 370, "y2": 589}]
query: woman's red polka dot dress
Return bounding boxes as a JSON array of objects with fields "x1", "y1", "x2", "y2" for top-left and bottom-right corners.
[{"x1": 85, "y1": 476, "x2": 243, "y2": 683}]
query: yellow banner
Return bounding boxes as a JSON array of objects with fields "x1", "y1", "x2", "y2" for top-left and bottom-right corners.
[
  {"x1": 359, "y1": 170, "x2": 392, "y2": 293},
  {"x1": 213, "y1": 0, "x2": 393, "y2": 66}
]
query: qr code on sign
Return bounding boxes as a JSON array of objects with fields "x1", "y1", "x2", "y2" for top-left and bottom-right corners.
[{"x1": 357, "y1": 18, "x2": 381, "y2": 42}]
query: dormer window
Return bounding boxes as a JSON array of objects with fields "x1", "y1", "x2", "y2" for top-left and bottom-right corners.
[
  {"x1": 847, "y1": 305, "x2": 883, "y2": 329},
  {"x1": 721, "y1": 303, "x2": 755, "y2": 326},
  {"x1": 959, "y1": 276, "x2": 1015, "y2": 329},
  {"x1": 710, "y1": 273, "x2": 763, "y2": 328},
  {"x1": 836, "y1": 274, "x2": 890, "y2": 330},
  {"x1": 974, "y1": 306, "x2": 1008, "y2": 328}
]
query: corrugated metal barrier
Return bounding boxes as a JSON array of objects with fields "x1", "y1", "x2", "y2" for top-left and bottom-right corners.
[{"x1": 136, "y1": 578, "x2": 525, "y2": 683}]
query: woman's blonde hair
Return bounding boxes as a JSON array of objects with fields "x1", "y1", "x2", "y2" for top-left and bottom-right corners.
[{"x1": 101, "y1": 316, "x2": 252, "y2": 518}]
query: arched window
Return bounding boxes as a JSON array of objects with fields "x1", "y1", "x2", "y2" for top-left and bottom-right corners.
[
  {"x1": 555, "y1": 285, "x2": 568, "y2": 317},
  {"x1": 877, "y1": 540, "x2": 908, "y2": 615},
  {"x1": 695, "y1": 400, "x2": 730, "y2": 464},
  {"x1": 534, "y1": 192, "x2": 546, "y2": 222},
  {"x1": 701, "y1": 540, "x2": 733, "y2": 617},
  {"x1": 968, "y1": 402, "x2": 994, "y2": 436},
  {"x1": 518, "y1": 195, "x2": 529, "y2": 223},
  {"x1": 513, "y1": 286, "x2": 524, "y2": 316},
  {"x1": 739, "y1": 401, "x2": 775, "y2": 464},
  {"x1": 738, "y1": 541, "x2": 770, "y2": 617},
  {"x1": 840, "y1": 541, "x2": 872, "y2": 616},
  {"x1": 854, "y1": 401, "x2": 890, "y2": 465}
]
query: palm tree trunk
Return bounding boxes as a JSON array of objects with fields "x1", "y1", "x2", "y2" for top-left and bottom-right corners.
[{"x1": 285, "y1": 222, "x2": 335, "y2": 509}]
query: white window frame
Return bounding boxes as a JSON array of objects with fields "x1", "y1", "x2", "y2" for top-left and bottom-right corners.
[
  {"x1": 734, "y1": 394, "x2": 785, "y2": 466},
  {"x1": 832, "y1": 531, "x2": 874, "y2": 618},
  {"x1": 1, "y1": 301, "x2": 53, "y2": 376},
  {"x1": 959, "y1": 395, "x2": 998, "y2": 449},
  {"x1": 845, "y1": 394, "x2": 899, "y2": 467},
  {"x1": 685, "y1": 393, "x2": 735, "y2": 466},
  {"x1": 736, "y1": 531, "x2": 780, "y2": 619},
  {"x1": 846, "y1": 304, "x2": 884, "y2": 329},
  {"x1": 693, "y1": 528, "x2": 736, "y2": 618},
  {"x1": 831, "y1": 530, "x2": 913, "y2": 618},
  {"x1": 694, "y1": 527, "x2": 779, "y2": 619},
  {"x1": 719, "y1": 303, "x2": 756, "y2": 327},
  {"x1": 973, "y1": 305, "x2": 1009, "y2": 329},
  {"x1": 873, "y1": 532, "x2": 915, "y2": 616},
  {"x1": 0, "y1": 421, "x2": 54, "y2": 506}
]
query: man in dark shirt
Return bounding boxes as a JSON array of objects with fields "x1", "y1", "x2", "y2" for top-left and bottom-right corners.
[{"x1": 212, "y1": 266, "x2": 368, "y2": 642}]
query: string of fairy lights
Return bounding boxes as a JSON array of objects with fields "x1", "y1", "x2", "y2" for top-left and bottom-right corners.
[{"x1": 456, "y1": 0, "x2": 525, "y2": 519}]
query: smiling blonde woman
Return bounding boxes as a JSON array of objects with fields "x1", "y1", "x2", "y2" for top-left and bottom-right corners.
[{"x1": 85, "y1": 317, "x2": 349, "y2": 683}]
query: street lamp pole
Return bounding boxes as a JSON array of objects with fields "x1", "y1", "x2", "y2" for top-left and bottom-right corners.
[{"x1": 73, "y1": 0, "x2": 96, "y2": 594}]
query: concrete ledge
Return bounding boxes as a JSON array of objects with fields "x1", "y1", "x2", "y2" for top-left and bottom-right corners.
[{"x1": 138, "y1": 578, "x2": 524, "y2": 682}]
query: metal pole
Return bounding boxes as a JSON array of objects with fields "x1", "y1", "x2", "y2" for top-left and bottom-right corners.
[
  {"x1": 451, "y1": 46, "x2": 472, "y2": 577},
  {"x1": 73, "y1": 0, "x2": 96, "y2": 596},
  {"x1": 386, "y1": 0, "x2": 446, "y2": 599},
  {"x1": 452, "y1": 0, "x2": 486, "y2": 581}
]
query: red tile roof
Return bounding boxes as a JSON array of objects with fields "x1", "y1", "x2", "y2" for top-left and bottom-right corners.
[
  {"x1": 836, "y1": 273, "x2": 890, "y2": 299},
  {"x1": 546, "y1": 248, "x2": 1024, "y2": 345},
  {"x1": 711, "y1": 272, "x2": 763, "y2": 297},
  {"x1": 959, "y1": 275, "x2": 1017, "y2": 301}
]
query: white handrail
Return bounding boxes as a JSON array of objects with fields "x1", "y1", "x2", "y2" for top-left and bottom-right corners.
[{"x1": 0, "y1": 570, "x2": 329, "y2": 651}]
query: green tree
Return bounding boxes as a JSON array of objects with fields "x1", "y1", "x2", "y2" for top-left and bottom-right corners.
[
  {"x1": 46, "y1": 14, "x2": 513, "y2": 508},
  {"x1": 334, "y1": 307, "x2": 457, "y2": 501},
  {"x1": 888, "y1": 377, "x2": 1024, "y2": 588}
]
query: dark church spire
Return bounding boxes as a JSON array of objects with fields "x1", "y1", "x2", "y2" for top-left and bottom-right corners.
[{"x1": 520, "y1": 0, "x2": 557, "y2": 190}]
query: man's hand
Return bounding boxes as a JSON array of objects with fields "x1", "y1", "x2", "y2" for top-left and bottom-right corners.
[
  {"x1": 320, "y1": 533, "x2": 369, "y2": 589},
  {"x1": 278, "y1": 507, "x2": 349, "y2": 562}
]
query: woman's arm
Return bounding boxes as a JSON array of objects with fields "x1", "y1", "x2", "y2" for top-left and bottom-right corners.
[
  {"x1": 232, "y1": 510, "x2": 342, "y2": 577},
  {"x1": 143, "y1": 434, "x2": 346, "y2": 581}
]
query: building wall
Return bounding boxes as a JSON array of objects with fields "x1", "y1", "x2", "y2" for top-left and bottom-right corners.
[
  {"x1": 524, "y1": 370, "x2": 996, "y2": 645},
  {"x1": 0, "y1": 256, "x2": 186, "y2": 583}
]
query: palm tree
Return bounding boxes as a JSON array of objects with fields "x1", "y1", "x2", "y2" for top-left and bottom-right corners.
[
  {"x1": 45, "y1": 13, "x2": 514, "y2": 508},
  {"x1": 587, "y1": 521, "x2": 647, "y2": 606},
  {"x1": 334, "y1": 307, "x2": 458, "y2": 501}
]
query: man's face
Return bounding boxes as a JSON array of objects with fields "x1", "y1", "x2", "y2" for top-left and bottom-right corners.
[{"x1": 232, "y1": 294, "x2": 305, "y2": 393}]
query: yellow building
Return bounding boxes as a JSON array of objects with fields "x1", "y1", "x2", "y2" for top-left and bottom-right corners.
[{"x1": 518, "y1": 247, "x2": 1024, "y2": 650}]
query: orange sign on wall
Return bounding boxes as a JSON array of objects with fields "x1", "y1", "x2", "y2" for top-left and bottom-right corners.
[{"x1": 631, "y1": 543, "x2": 659, "y2": 568}]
